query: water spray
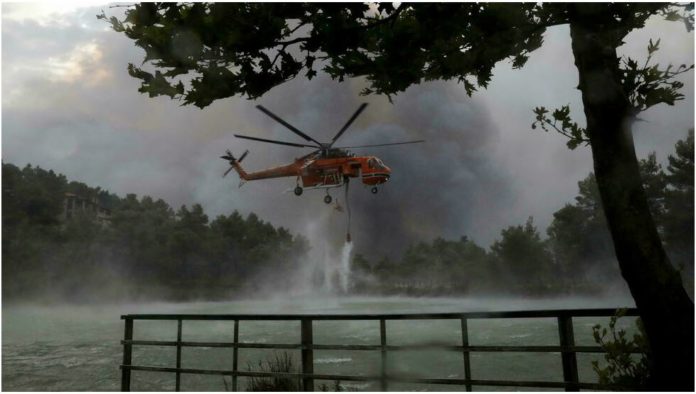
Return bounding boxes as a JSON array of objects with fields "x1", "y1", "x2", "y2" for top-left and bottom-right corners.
[
  {"x1": 340, "y1": 177, "x2": 353, "y2": 293},
  {"x1": 345, "y1": 178, "x2": 352, "y2": 243}
]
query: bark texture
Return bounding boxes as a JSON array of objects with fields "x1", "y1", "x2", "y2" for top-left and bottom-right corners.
[{"x1": 569, "y1": 6, "x2": 694, "y2": 391}]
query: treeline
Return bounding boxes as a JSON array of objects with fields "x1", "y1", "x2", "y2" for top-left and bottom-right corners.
[
  {"x1": 3, "y1": 132, "x2": 692, "y2": 301},
  {"x1": 2, "y1": 164, "x2": 308, "y2": 302},
  {"x1": 352, "y1": 131, "x2": 694, "y2": 296}
]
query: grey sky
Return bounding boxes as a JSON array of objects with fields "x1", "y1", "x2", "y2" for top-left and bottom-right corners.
[{"x1": 2, "y1": 3, "x2": 693, "y2": 257}]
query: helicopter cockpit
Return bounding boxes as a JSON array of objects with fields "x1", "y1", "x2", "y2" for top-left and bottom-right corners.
[{"x1": 367, "y1": 157, "x2": 387, "y2": 170}]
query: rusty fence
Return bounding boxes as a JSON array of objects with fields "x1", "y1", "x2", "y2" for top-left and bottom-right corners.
[{"x1": 120, "y1": 308, "x2": 640, "y2": 391}]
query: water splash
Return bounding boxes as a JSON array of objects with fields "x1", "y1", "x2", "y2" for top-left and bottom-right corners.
[
  {"x1": 339, "y1": 241, "x2": 353, "y2": 293},
  {"x1": 295, "y1": 211, "x2": 352, "y2": 295},
  {"x1": 292, "y1": 186, "x2": 353, "y2": 295}
]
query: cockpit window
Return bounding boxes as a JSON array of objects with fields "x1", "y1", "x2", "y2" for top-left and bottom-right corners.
[{"x1": 368, "y1": 158, "x2": 386, "y2": 170}]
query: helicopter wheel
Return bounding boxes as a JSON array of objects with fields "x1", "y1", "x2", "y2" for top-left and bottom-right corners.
[
  {"x1": 294, "y1": 186, "x2": 303, "y2": 196},
  {"x1": 324, "y1": 195, "x2": 332, "y2": 204},
  {"x1": 371, "y1": 187, "x2": 379, "y2": 194}
]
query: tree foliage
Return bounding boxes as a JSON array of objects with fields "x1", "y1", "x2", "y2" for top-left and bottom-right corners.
[
  {"x1": 1, "y1": 162, "x2": 308, "y2": 301},
  {"x1": 352, "y1": 133, "x2": 693, "y2": 296},
  {"x1": 97, "y1": 6, "x2": 609, "y2": 104},
  {"x1": 491, "y1": 218, "x2": 554, "y2": 293},
  {"x1": 592, "y1": 309, "x2": 651, "y2": 389},
  {"x1": 532, "y1": 41, "x2": 693, "y2": 149},
  {"x1": 662, "y1": 130, "x2": 694, "y2": 254},
  {"x1": 99, "y1": 3, "x2": 692, "y2": 108},
  {"x1": 545, "y1": 132, "x2": 694, "y2": 292}
]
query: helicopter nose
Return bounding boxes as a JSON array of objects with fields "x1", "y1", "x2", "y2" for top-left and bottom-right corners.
[{"x1": 379, "y1": 167, "x2": 391, "y2": 183}]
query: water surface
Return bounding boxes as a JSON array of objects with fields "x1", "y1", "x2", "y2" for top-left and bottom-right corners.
[{"x1": 3, "y1": 296, "x2": 636, "y2": 391}]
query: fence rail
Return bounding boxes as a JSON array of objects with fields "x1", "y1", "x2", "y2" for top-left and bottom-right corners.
[{"x1": 120, "y1": 308, "x2": 640, "y2": 392}]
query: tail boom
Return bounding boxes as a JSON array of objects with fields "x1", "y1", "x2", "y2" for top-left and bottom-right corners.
[{"x1": 222, "y1": 150, "x2": 298, "y2": 182}]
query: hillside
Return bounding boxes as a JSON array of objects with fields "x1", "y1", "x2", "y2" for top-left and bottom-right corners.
[{"x1": 2, "y1": 163, "x2": 309, "y2": 302}]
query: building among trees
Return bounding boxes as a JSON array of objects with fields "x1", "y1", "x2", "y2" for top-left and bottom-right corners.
[{"x1": 62, "y1": 192, "x2": 112, "y2": 225}]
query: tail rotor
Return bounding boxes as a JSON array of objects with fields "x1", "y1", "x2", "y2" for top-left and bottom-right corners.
[{"x1": 221, "y1": 149, "x2": 248, "y2": 177}]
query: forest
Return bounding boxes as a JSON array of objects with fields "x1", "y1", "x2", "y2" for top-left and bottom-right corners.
[
  {"x1": 2, "y1": 131, "x2": 692, "y2": 302},
  {"x1": 2, "y1": 166, "x2": 309, "y2": 302},
  {"x1": 354, "y1": 131, "x2": 693, "y2": 296}
]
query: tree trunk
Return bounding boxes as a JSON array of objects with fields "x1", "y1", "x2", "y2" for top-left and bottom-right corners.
[{"x1": 569, "y1": 8, "x2": 694, "y2": 391}]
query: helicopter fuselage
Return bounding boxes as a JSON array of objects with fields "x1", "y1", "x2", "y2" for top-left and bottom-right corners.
[
  {"x1": 231, "y1": 152, "x2": 391, "y2": 189},
  {"x1": 301, "y1": 155, "x2": 391, "y2": 188}
]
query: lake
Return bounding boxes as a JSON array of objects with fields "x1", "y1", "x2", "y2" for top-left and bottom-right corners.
[{"x1": 2, "y1": 295, "x2": 637, "y2": 391}]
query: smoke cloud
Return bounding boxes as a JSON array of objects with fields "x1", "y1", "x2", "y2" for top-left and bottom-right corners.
[{"x1": 2, "y1": 6, "x2": 693, "y2": 262}]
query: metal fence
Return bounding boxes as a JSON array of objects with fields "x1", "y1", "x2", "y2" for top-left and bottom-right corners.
[{"x1": 120, "y1": 308, "x2": 640, "y2": 391}]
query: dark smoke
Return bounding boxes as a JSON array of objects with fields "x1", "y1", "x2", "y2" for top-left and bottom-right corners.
[
  {"x1": 231, "y1": 77, "x2": 515, "y2": 258},
  {"x1": 344, "y1": 83, "x2": 515, "y2": 257}
]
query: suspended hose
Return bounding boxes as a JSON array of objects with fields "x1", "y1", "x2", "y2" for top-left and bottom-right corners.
[{"x1": 345, "y1": 178, "x2": 352, "y2": 243}]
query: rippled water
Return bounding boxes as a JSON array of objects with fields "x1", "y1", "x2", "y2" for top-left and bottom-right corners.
[{"x1": 3, "y1": 296, "x2": 635, "y2": 391}]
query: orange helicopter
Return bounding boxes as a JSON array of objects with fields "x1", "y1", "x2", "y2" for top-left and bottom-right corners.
[{"x1": 221, "y1": 103, "x2": 423, "y2": 204}]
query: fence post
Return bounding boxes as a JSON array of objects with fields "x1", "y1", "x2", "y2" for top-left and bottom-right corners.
[
  {"x1": 121, "y1": 317, "x2": 133, "y2": 392},
  {"x1": 232, "y1": 319, "x2": 239, "y2": 392},
  {"x1": 558, "y1": 315, "x2": 579, "y2": 392},
  {"x1": 380, "y1": 319, "x2": 388, "y2": 391},
  {"x1": 176, "y1": 319, "x2": 182, "y2": 391},
  {"x1": 301, "y1": 319, "x2": 314, "y2": 392},
  {"x1": 460, "y1": 318, "x2": 472, "y2": 391}
]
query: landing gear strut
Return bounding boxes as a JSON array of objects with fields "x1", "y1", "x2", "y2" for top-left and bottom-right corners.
[
  {"x1": 294, "y1": 186, "x2": 303, "y2": 196},
  {"x1": 371, "y1": 187, "x2": 379, "y2": 194}
]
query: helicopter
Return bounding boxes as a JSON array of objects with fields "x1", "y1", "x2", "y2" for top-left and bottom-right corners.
[{"x1": 221, "y1": 103, "x2": 423, "y2": 204}]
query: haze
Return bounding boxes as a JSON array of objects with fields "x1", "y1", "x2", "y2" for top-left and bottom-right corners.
[{"x1": 2, "y1": 3, "x2": 693, "y2": 256}]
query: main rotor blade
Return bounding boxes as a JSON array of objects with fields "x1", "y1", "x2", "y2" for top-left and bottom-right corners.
[
  {"x1": 234, "y1": 134, "x2": 317, "y2": 148},
  {"x1": 331, "y1": 103, "x2": 368, "y2": 146},
  {"x1": 336, "y1": 140, "x2": 425, "y2": 149},
  {"x1": 256, "y1": 105, "x2": 323, "y2": 147}
]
